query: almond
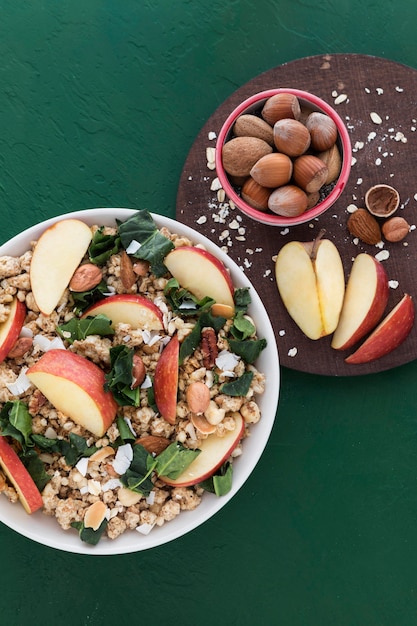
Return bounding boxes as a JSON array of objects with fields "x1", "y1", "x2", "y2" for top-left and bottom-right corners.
[
  {"x1": 135, "y1": 435, "x2": 171, "y2": 455},
  {"x1": 250, "y1": 152, "x2": 293, "y2": 188},
  {"x1": 132, "y1": 354, "x2": 146, "y2": 388},
  {"x1": 233, "y1": 114, "x2": 274, "y2": 145},
  {"x1": 186, "y1": 381, "x2": 211, "y2": 415},
  {"x1": 69, "y1": 263, "x2": 102, "y2": 292},
  {"x1": 120, "y1": 251, "x2": 137, "y2": 290},
  {"x1": 84, "y1": 501, "x2": 107, "y2": 531},
  {"x1": 221, "y1": 136, "x2": 273, "y2": 177},
  {"x1": 347, "y1": 208, "x2": 382, "y2": 245},
  {"x1": 7, "y1": 337, "x2": 33, "y2": 359}
]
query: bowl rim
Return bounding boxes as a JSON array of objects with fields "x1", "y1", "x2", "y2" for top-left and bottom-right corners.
[
  {"x1": 0, "y1": 208, "x2": 280, "y2": 555},
  {"x1": 215, "y1": 88, "x2": 352, "y2": 227}
]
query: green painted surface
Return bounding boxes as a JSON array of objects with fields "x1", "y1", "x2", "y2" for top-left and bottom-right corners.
[{"x1": 1, "y1": 2, "x2": 417, "y2": 625}]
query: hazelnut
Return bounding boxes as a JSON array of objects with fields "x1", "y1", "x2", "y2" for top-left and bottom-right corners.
[
  {"x1": 241, "y1": 177, "x2": 271, "y2": 211},
  {"x1": 305, "y1": 112, "x2": 338, "y2": 151},
  {"x1": 261, "y1": 93, "x2": 301, "y2": 125},
  {"x1": 273, "y1": 118, "x2": 311, "y2": 157},
  {"x1": 292, "y1": 154, "x2": 329, "y2": 193},
  {"x1": 382, "y1": 216, "x2": 410, "y2": 242},
  {"x1": 250, "y1": 152, "x2": 293, "y2": 188},
  {"x1": 268, "y1": 184, "x2": 308, "y2": 217},
  {"x1": 221, "y1": 136, "x2": 273, "y2": 177}
]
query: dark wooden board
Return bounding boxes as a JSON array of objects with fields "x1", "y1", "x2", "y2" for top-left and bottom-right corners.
[{"x1": 176, "y1": 54, "x2": 417, "y2": 376}]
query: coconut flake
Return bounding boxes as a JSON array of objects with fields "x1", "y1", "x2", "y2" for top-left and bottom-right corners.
[
  {"x1": 136, "y1": 523, "x2": 155, "y2": 536},
  {"x1": 125, "y1": 240, "x2": 141, "y2": 254},
  {"x1": 102, "y1": 478, "x2": 123, "y2": 492},
  {"x1": 20, "y1": 326, "x2": 34, "y2": 338},
  {"x1": 215, "y1": 349, "x2": 240, "y2": 372},
  {"x1": 112, "y1": 443, "x2": 133, "y2": 475},
  {"x1": 141, "y1": 375, "x2": 152, "y2": 389},
  {"x1": 33, "y1": 334, "x2": 66, "y2": 352},
  {"x1": 75, "y1": 457, "x2": 89, "y2": 477},
  {"x1": 6, "y1": 367, "x2": 32, "y2": 395}
]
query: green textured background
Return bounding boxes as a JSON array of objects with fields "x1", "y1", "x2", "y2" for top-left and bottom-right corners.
[{"x1": 2, "y1": 2, "x2": 417, "y2": 625}]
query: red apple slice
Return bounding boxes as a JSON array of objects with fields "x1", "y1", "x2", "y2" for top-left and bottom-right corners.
[
  {"x1": 30, "y1": 219, "x2": 93, "y2": 315},
  {"x1": 153, "y1": 335, "x2": 179, "y2": 424},
  {"x1": 0, "y1": 297, "x2": 26, "y2": 363},
  {"x1": 345, "y1": 293, "x2": 414, "y2": 364},
  {"x1": 331, "y1": 253, "x2": 389, "y2": 350},
  {"x1": 26, "y1": 349, "x2": 118, "y2": 437},
  {"x1": 160, "y1": 413, "x2": 245, "y2": 487},
  {"x1": 164, "y1": 246, "x2": 235, "y2": 313},
  {"x1": 82, "y1": 294, "x2": 163, "y2": 331},
  {"x1": 0, "y1": 436, "x2": 43, "y2": 514}
]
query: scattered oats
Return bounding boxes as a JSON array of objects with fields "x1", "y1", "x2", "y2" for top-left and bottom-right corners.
[
  {"x1": 394, "y1": 131, "x2": 407, "y2": 142},
  {"x1": 309, "y1": 223, "x2": 314, "y2": 228},
  {"x1": 383, "y1": 152, "x2": 389, "y2": 157},
  {"x1": 370, "y1": 112, "x2": 383, "y2": 124},
  {"x1": 196, "y1": 215, "x2": 207, "y2": 225},
  {"x1": 288, "y1": 347, "x2": 298, "y2": 357},
  {"x1": 280, "y1": 228, "x2": 290, "y2": 235},
  {"x1": 272, "y1": 254, "x2": 278, "y2": 262},
  {"x1": 210, "y1": 177, "x2": 222, "y2": 191},
  {"x1": 395, "y1": 86, "x2": 404, "y2": 93},
  {"x1": 347, "y1": 204, "x2": 358, "y2": 213},
  {"x1": 351, "y1": 156, "x2": 357, "y2": 166},
  {"x1": 208, "y1": 131, "x2": 217, "y2": 140},
  {"x1": 203, "y1": 176, "x2": 210, "y2": 181},
  {"x1": 219, "y1": 229, "x2": 229, "y2": 241},
  {"x1": 367, "y1": 131, "x2": 377, "y2": 141},
  {"x1": 375, "y1": 250, "x2": 390, "y2": 261},
  {"x1": 375, "y1": 158, "x2": 382, "y2": 166},
  {"x1": 411, "y1": 126, "x2": 416, "y2": 132},
  {"x1": 334, "y1": 93, "x2": 348, "y2": 104},
  {"x1": 207, "y1": 162, "x2": 216, "y2": 171},
  {"x1": 375, "y1": 240, "x2": 385, "y2": 249},
  {"x1": 389, "y1": 280, "x2": 399, "y2": 289},
  {"x1": 365, "y1": 87, "x2": 371, "y2": 93},
  {"x1": 356, "y1": 178, "x2": 363, "y2": 185},
  {"x1": 235, "y1": 236, "x2": 246, "y2": 241},
  {"x1": 217, "y1": 189, "x2": 226, "y2": 202},
  {"x1": 246, "y1": 248, "x2": 254, "y2": 255},
  {"x1": 263, "y1": 268, "x2": 272, "y2": 277},
  {"x1": 255, "y1": 247, "x2": 263, "y2": 252},
  {"x1": 243, "y1": 258, "x2": 252, "y2": 268},
  {"x1": 237, "y1": 227, "x2": 246, "y2": 235},
  {"x1": 279, "y1": 330, "x2": 285, "y2": 336},
  {"x1": 188, "y1": 175, "x2": 193, "y2": 181},
  {"x1": 229, "y1": 219, "x2": 239, "y2": 229},
  {"x1": 332, "y1": 90, "x2": 338, "y2": 97},
  {"x1": 376, "y1": 87, "x2": 384, "y2": 95},
  {"x1": 353, "y1": 237, "x2": 359, "y2": 245},
  {"x1": 353, "y1": 141, "x2": 365, "y2": 151},
  {"x1": 229, "y1": 199, "x2": 236, "y2": 209},
  {"x1": 410, "y1": 224, "x2": 416, "y2": 230}
]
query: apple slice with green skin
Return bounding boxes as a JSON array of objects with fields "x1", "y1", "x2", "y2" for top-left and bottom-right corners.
[
  {"x1": 26, "y1": 349, "x2": 118, "y2": 437},
  {"x1": 0, "y1": 436, "x2": 43, "y2": 514},
  {"x1": 331, "y1": 253, "x2": 389, "y2": 351},
  {"x1": 345, "y1": 293, "x2": 414, "y2": 364},
  {"x1": 153, "y1": 334, "x2": 179, "y2": 424},
  {"x1": 30, "y1": 219, "x2": 93, "y2": 315},
  {"x1": 82, "y1": 294, "x2": 163, "y2": 331},
  {"x1": 164, "y1": 246, "x2": 235, "y2": 314},
  {"x1": 160, "y1": 413, "x2": 245, "y2": 487},
  {"x1": 0, "y1": 297, "x2": 26, "y2": 363},
  {"x1": 275, "y1": 233, "x2": 345, "y2": 340}
]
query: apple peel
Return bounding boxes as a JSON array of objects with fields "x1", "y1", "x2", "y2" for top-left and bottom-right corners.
[
  {"x1": 345, "y1": 293, "x2": 414, "y2": 364},
  {"x1": 0, "y1": 436, "x2": 43, "y2": 514}
]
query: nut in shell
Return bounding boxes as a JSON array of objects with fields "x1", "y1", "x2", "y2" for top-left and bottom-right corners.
[
  {"x1": 381, "y1": 216, "x2": 410, "y2": 242},
  {"x1": 347, "y1": 208, "x2": 382, "y2": 245},
  {"x1": 233, "y1": 114, "x2": 274, "y2": 145},
  {"x1": 273, "y1": 118, "x2": 311, "y2": 157},
  {"x1": 221, "y1": 136, "x2": 273, "y2": 177},
  {"x1": 261, "y1": 93, "x2": 301, "y2": 126},
  {"x1": 305, "y1": 111, "x2": 338, "y2": 151},
  {"x1": 250, "y1": 152, "x2": 293, "y2": 188},
  {"x1": 268, "y1": 184, "x2": 308, "y2": 217},
  {"x1": 365, "y1": 184, "x2": 400, "y2": 218},
  {"x1": 241, "y1": 177, "x2": 271, "y2": 211},
  {"x1": 292, "y1": 154, "x2": 329, "y2": 193},
  {"x1": 317, "y1": 143, "x2": 342, "y2": 184}
]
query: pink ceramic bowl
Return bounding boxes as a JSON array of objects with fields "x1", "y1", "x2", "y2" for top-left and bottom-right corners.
[{"x1": 215, "y1": 88, "x2": 352, "y2": 227}]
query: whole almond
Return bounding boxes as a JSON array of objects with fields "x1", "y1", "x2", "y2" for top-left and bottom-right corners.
[
  {"x1": 136, "y1": 435, "x2": 171, "y2": 455},
  {"x1": 347, "y1": 208, "x2": 382, "y2": 245},
  {"x1": 131, "y1": 354, "x2": 146, "y2": 388},
  {"x1": 293, "y1": 154, "x2": 328, "y2": 193},
  {"x1": 233, "y1": 114, "x2": 274, "y2": 145},
  {"x1": 69, "y1": 263, "x2": 102, "y2": 292},
  {"x1": 250, "y1": 152, "x2": 293, "y2": 188},
  {"x1": 221, "y1": 136, "x2": 273, "y2": 177},
  {"x1": 186, "y1": 381, "x2": 211, "y2": 415},
  {"x1": 381, "y1": 216, "x2": 410, "y2": 242},
  {"x1": 120, "y1": 251, "x2": 137, "y2": 290},
  {"x1": 7, "y1": 337, "x2": 33, "y2": 359}
]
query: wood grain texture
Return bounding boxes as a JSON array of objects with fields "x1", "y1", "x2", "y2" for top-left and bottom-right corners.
[{"x1": 176, "y1": 53, "x2": 417, "y2": 376}]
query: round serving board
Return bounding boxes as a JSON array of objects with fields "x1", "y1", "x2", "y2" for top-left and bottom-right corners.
[{"x1": 176, "y1": 54, "x2": 417, "y2": 376}]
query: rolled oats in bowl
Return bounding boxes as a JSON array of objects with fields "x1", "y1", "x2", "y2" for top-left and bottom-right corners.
[{"x1": 0, "y1": 208, "x2": 279, "y2": 554}]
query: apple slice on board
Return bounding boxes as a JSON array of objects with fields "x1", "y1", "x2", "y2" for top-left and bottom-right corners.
[
  {"x1": 30, "y1": 219, "x2": 93, "y2": 315},
  {"x1": 82, "y1": 294, "x2": 163, "y2": 330},
  {"x1": 153, "y1": 334, "x2": 179, "y2": 424},
  {"x1": 331, "y1": 253, "x2": 389, "y2": 351},
  {"x1": 345, "y1": 294, "x2": 414, "y2": 364},
  {"x1": 0, "y1": 436, "x2": 43, "y2": 514},
  {"x1": 26, "y1": 349, "x2": 118, "y2": 437},
  {"x1": 160, "y1": 413, "x2": 245, "y2": 487},
  {"x1": 275, "y1": 234, "x2": 345, "y2": 340},
  {"x1": 0, "y1": 297, "x2": 26, "y2": 363},
  {"x1": 164, "y1": 246, "x2": 235, "y2": 316}
]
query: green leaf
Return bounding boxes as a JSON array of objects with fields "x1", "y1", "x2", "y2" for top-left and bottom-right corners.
[
  {"x1": 20, "y1": 449, "x2": 51, "y2": 491},
  {"x1": 233, "y1": 288, "x2": 251, "y2": 313},
  {"x1": 228, "y1": 338, "x2": 267, "y2": 364},
  {"x1": 116, "y1": 416, "x2": 136, "y2": 443},
  {"x1": 118, "y1": 210, "x2": 174, "y2": 277},
  {"x1": 57, "y1": 314, "x2": 114, "y2": 344},
  {"x1": 120, "y1": 444, "x2": 155, "y2": 496},
  {"x1": 60, "y1": 433, "x2": 98, "y2": 466},
  {"x1": 0, "y1": 401, "x2": 33, "y2": 449},
  {"x1": 71, "y1": 519, "x2": 108, "y2": 545},
  {"x1": 164, "y1": 278, "x2": 215, "y2": 316},
  {"x1": 220, "y1": 371, "x2": 254, "y2": 397},
  {"x1": 179, "y1": 311, "x2": 226, "y2": 364},
  {"x1": 199, "y1": 461, "x2": 233, "y2": 496},
  {"x1": 88, "y1": 226, "x2": 121, "y2": 265},
  {"x1": 70, "y1": 279, "x2": 110, "y2": 315},
  {"x1": 154, "y1": 442, "x2": 200, "y2": 480},
  {"x1": 104, "y1": 345, "x2": 140, "y2": 407},
  {"x1": 231, "y1": 311, "x2": 256, "y2": 341}
]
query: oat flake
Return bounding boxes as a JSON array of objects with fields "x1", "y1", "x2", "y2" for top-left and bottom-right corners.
[
  {"x1": 389, "y1": 280, "x2": 399, "y2": 289},
  {"x1": 370, "y1": 112, "x2": 383, "y2": 124},
  {"x1": 375, "y1": 250, "x2": 390, "y2": 261},
  {"x1": 288, "y1": 347, "x2": 298, "y2": 357}
]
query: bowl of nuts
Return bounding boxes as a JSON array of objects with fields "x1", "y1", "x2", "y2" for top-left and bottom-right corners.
[{"x1": 215, "y1": 88, "x2": 352, "y2": 226}]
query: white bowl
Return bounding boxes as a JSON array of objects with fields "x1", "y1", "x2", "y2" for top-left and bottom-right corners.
[{"x1": 0, "y1": 208, "x2": 280, "y2": 555}]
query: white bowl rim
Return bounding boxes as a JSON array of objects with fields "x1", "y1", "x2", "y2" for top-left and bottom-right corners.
[{"x1": 0, "y1": 208, "x2": 280, "y2": 555}]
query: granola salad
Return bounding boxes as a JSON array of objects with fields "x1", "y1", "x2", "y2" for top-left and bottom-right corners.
[{"x1": 0, "y1": 210, "x2": 267, "y2": 546}]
